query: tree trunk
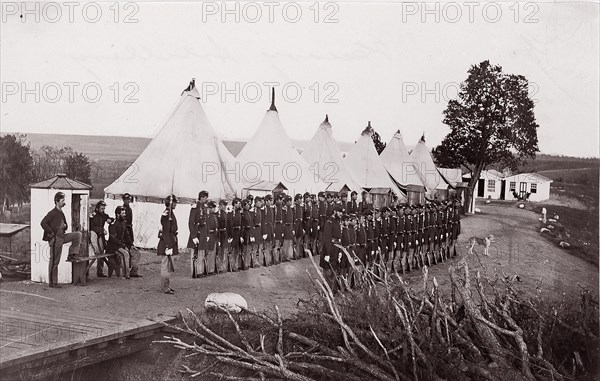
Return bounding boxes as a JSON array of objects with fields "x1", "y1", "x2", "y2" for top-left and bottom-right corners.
[{"x1": 466, "y1": 164, "x2": 485, "y2": 213}]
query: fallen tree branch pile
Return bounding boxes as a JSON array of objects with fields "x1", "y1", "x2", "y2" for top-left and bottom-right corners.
[{"x1": 157, "y1": 252, "x2": 598, "y2": 381}]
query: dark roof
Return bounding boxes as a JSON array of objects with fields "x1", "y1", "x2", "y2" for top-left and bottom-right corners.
[
  {"x1": 30, "y1": 174, "x2": 92, "y2": 190},
  {"x1": 368, "y1": 187, "x2": 392, "y2": 195},
  {"x1": 244, "y1": 181, "x2": 288, "y2": 191}
]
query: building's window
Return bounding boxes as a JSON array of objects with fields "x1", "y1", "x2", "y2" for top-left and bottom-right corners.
[
  {"x1": 487, "y1": 180, "x2": 495, "y2": 192},
  {"x1": 531, "y1": 183, "x2": 537, "y2": 193},
  {"x1": 509, "y1": 182, "x2": 516, "y2": 191}
]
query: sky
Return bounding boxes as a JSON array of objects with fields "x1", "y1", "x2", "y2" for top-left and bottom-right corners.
[{"x1": 1, "y1": 1, "x2": 599, "y2": 158}]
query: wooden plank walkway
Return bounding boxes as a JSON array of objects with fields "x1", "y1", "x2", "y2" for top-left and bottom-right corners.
[{"x1": 0, "y1": 308, "x2": 176, "y2": 379}]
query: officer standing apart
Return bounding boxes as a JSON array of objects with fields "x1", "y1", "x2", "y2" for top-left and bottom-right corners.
[{"x1": 157, "y1": 194, "x2": 178, "y2": 294}]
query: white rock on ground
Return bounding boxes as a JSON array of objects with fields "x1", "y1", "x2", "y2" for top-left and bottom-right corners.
[{"x1": 205, "y1": 292, "x2": 248, "y2": 313}]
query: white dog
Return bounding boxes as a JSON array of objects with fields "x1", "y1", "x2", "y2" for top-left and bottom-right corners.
[{"x1": 467, "y1": 235, "x2": 495, "y2": 256}]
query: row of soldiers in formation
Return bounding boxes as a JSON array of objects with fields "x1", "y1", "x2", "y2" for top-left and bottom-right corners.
[{"x1": 176, "y1": 189, "x2": 462, "y2": 280}]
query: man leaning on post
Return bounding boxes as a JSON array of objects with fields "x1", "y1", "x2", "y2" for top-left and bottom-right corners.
[{"x1": 40, "y1": 191, "x2": 82, "y2": 288}]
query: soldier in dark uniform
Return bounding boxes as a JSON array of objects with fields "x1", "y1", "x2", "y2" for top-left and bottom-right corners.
[
  {"x1": 441, "y1": 202, "x2": 450, "y2": 261},
  {"x1": 228, "y1": 198, "x2": 243, "y2": 272},
  {"x1": 451, "y1": 199, "x2": 461, "y2": 257},
  {"x1": 347, "y1": 191, "x2": 359, "y2": 215},
  {"x1": 122, "y1": 193, "x2": 134, "y2": 245},
  {"x1": 282, "y1": 196, "x2": 295, "y2": 261},
  {"x1": 302, "y1": 192, "x2": 312, "y2": 256},
  {"x1": 435, "y1": 203, "x2": 444, "y2": 262},
  {"x1": 241, "y1": 200, "x2": 253, "y2": 270},
  {"x1": 89, "y1": 200, "x2": 113, "y2": 277},
  {"x1": 189, "y1": 191, "x2": 208, "y2": 278},
  {"x1": 379, "y1": 207, "x2": 391, "y2": 268},
  {"x1": 416, "y1": 205, "x2": 427, "y2": 268},
  {"x1": 157, "y1": 194, "x2": 178, "y2": 294},
  {"x1": 320, "y1": 204, "x2": 343, "y2": 292},
  {"x1": 355, "y1": 212, "x2": 367, "y2": 267},
  {"x1": 273, "y1": 194, "x2": 285, "y2": 264},
  {"x1": 121, "y1": 193, "x2": 135, "y2": 273},
  {"x1": 339, "y1": 192, "x2": 349, "y2": 212},
  {"x1": 310, "y1": 194, "x2": 319, "y2": 257},
  {"x1": 262, "y1": 194, "x2": 275, "y2": 266},
  {"x1": 333, "y1": 193, "x2": 342, "y2": 212},
  {"x1": 396, "y1": 206, "x2": 407, "y2": 273},
  {"x1": 325, "y1": 193, "x2": 334, "y2": 219},
  {"x1": 389, "y1": 207, "x2": 398, "y2": 271},
  {"x1": 359, "y1": 190, "x2": 371, "y2": 214},
  {"x1": 293, "y1": 194, "x2": 304, "y2": 259},
  {"x1": 423, "y1": 204, "x2": 433, "y2": 266},
  {"x1": 364, "y1": 209, "x2": 375, "y2": 266},
  {"x1": 373, "y1": 208, "x2": 384, "y2": 269},
  {"x1": 215, "y1": 200, "x2": 229, "y2": 273},
  {"x1": 340, "y1": 214, "x2": 350, "y2": 283},
  {"x1": 317, "y1": 192, "x2": 327, "y2": 256},
  {"x1": 107, "y1": 206, "x2": 134, "y2": 279},
  {"x1": 405, "y1": 207, "x2": 416, "y2": 270},
  {"x1": 252, "y1": 196, "x2": 265, "y2": 267},
  {"x1": 347, "y1": 213, "x2": 358, "y2": 286},
  {"x1": 205, "y1": 201, "x2": 219, "y2": 275}
]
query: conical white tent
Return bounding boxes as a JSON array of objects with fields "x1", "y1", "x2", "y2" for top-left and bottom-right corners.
[
  {"x1": 301, "y1": 115, "x2": 363, "y2": 192},
  {"x1": 236, "y1": 90, "x2": 326, "y2": 195},
  {"x1": 381, "y1": 130, "x2": 426, "y2": 190},
  {"x1": 344, "y1": 123, "x2": 403, "y2": 197},
  {"x1": 104, "y1": 79, "x2": 242, "y2": 247},
  {"x1": 409, "y1": 134, "x2": 447, "y2": 196}
]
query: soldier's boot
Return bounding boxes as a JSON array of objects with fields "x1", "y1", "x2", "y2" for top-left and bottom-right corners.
[
  {"x1": 400, "y1": 251, "x2": 408, "y2": 273},
  {"x1": 228, "y1": 250, "x2": 238, "y2": 272},
  {"x1": 389, "y1": 251, "x2": 396, "y2": 272},
  {"x1": 263, "y1": 245, "x2": 272, "y2": 266},
  {"x1": 237, "y1": 248, "x2": 244, "y2": 270},
  {"x1": 252, "y1": 245, "x2": 262, "y2": 268},
  {"x1": 428, "y1": 244, "x2": 435, "y2": 264},
  {"x1": 273, "y1": 243, "x2": 280, "y2": 264}
]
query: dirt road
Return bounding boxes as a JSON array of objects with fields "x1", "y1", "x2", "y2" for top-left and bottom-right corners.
[{"x1": 1, "y1": 203, "x2": 597, "y2": 321}]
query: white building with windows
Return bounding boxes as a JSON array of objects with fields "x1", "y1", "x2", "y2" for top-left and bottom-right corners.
[
  {"x1": 463, "y1": 170, "x2": 552, "y2": 202},
  {"x1": 503, "y1": 173, "x2": 552, "y2": 202}
]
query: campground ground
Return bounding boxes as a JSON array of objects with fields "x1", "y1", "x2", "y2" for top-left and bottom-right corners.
[{"x1": 0, "y1": 201, "x2": 598, "y2": 380}]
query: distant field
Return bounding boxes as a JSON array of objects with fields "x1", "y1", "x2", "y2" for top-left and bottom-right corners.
[
  {"x1": 539, "y1": 167, "x2": 599, "y2": 208},
  {"x1": 538, "y1": 167, "x2": 599, "y2": 184}
]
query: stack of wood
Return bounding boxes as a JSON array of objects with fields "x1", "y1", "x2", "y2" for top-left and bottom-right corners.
[
  {"x1": 0, "y1": 255, "x2": 30, "y2": 280},
  {"x1": 157, "y1": 252, "x2": 598, "y2": 381}
]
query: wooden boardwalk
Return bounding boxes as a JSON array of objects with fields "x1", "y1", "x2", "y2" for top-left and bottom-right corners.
[{"x1": 0, "y1": 308, "x2": 175, "y2": 379}]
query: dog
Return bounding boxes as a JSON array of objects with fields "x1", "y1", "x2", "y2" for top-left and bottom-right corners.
[{"x1": 467, "y1": 234, "x2": 495, "y2": 256}]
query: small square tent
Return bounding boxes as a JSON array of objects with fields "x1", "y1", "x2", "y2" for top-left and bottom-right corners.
[
  {"x1": 242, "y1": 181, "x2": 288, "y2": 198},
  {"x1": 30, "y1": 174, "x2": 92, "y2": 284},
  {"x1": 367, "y1": 188, "x2": 394, "y2": 209}
]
